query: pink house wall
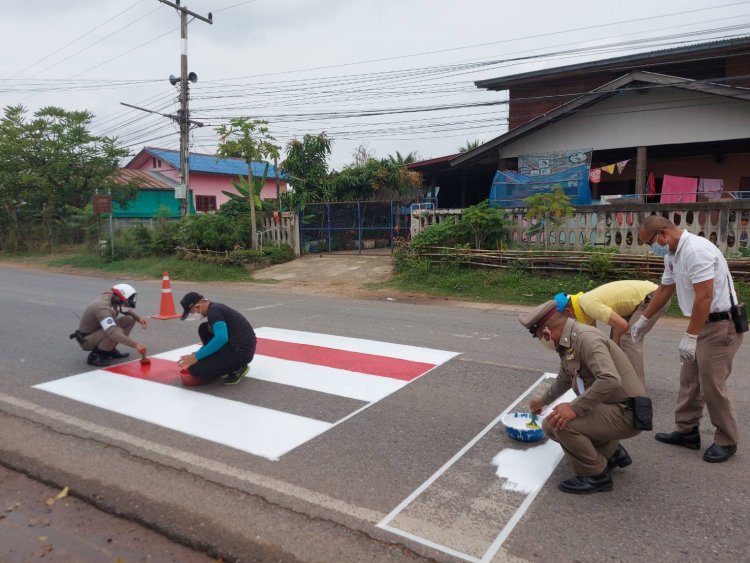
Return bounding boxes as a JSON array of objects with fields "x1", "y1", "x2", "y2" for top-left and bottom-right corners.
[{"x1": 132, "y1": 159, "x2": 287, "y2": 210}]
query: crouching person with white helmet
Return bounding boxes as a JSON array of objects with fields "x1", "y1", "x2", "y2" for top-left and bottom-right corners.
[{"x1": 71, "y1": 283, "x2": 149, "y2": 367}]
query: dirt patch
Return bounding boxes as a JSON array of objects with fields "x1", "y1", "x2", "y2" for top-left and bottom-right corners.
[{"x1": 252, "y1": 254, "x2": 400, "y2": 299}]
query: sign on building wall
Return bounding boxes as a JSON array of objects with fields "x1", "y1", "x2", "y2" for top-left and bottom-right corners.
[{"x1": 518, "y1": 148, "x2": 592, "y2": 176}]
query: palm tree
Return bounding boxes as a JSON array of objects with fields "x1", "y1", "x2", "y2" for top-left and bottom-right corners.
[
  {"x1": 458, "y1": 139, "x2": 483, "y2": 153},
  {"x1": 387, "y1": 151, "x2": 419, "y2": 165}
]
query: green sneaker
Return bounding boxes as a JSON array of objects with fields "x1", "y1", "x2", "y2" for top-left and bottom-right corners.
[{"x1": 223, "y1": 365, "x2": 249, "y2": 385}]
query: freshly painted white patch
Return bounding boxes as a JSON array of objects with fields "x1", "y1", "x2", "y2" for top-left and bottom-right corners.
[
  {"x1": 378, "y1": 376, "x2": 576, "y2": 563},
  {"x1": 492, "y1": 440, "x2": 564, "y2": 494},
  {"x1": 255, "y1": 327, "x2": 459, "y2": 364},
  {"x1": 34, "y1": 371, "x2": 332, "y2": 460},
  {"x1": 250, "y1": 355, "x2": 406, "y2": 402}
]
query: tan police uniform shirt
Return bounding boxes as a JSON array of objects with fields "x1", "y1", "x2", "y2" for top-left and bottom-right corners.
[
  {"x1": 78, "y1": 293, "x2": 141, "y2": 348},
  {"x1": 539, "y1": 318, "x2": 647, "y2": 417}
]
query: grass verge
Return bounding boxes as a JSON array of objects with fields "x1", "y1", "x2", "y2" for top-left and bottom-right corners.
[
  {"x1": 6, "y1": 252, "x2": 267, "y2": 283},
  {"x1": 378, "y1": 264, "x2": 750, "y2": 317}
]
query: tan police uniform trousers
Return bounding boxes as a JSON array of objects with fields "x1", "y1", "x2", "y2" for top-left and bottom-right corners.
[
  {"x1": 618, "y1": 292, "x2": 670, "y2": 385},
  {"x1": 543, "y1": 403, "x2": 639, "y2": 476},
  {"x1": 675, "y1": 318, "x2": 743, "y2": 446},
  {"x1": 83, "y1": 315, "x2": 136, "y2": 353}
]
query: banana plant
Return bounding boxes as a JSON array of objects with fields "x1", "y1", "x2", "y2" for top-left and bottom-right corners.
[{"x1": 222, "y1": 163, "x2": 274, "y2": 213}]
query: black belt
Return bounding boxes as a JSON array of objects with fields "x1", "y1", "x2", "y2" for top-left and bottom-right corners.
[{"x1": 707, "y1": 311, "x2": 730, "y2": 323}]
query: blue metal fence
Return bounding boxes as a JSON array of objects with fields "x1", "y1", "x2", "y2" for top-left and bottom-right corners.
[{"x1": 299, "y1": 201, "x2": 410, "y2": 254}]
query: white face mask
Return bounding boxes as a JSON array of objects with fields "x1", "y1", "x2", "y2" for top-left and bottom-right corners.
[
  {"x1": 539, "y1": 328, "x2": 557, "y2": 351},
  {"x1": 187, "y1": 312, "x2": 202, "y2": 321}
]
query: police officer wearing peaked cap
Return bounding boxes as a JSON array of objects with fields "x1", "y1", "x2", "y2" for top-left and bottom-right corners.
[{"x1": 519, "y1": 300, "x2": 648, "y2": 494}]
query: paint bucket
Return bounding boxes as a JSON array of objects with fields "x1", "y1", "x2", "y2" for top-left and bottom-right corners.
[{"x1": 501, "y1": 412, "x2": 545, "y2": 442}]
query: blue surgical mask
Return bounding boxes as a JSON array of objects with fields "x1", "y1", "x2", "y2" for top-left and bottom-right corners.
[{"x1": 651, "y1": 233, "x2": 669, "y2": 256}]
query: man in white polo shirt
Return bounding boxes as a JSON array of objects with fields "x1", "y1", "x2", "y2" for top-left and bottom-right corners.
[{"x1": 632, "y1": 215, "x2": 744, "y2": 463}]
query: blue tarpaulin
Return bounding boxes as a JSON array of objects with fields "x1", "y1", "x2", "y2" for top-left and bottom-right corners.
[{"x1": 489, "y1": 164, "x2": 592, "y2": 207}]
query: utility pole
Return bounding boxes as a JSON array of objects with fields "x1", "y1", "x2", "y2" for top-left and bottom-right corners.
[{"x1": 158, "y1": 0, "x2": 212, "y2": 216}]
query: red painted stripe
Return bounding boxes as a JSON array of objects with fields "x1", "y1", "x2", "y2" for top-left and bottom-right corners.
[
  {"x1": 256, "y1": 338, "x2": 435, "y2": 381},
  {"x1": 105, "y1": 357, "x2": 181, "y2": 384}
]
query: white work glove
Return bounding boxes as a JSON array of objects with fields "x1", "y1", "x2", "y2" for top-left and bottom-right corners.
[
  {"x1": 679, "y1": 332, "x2": 698, "y2": 363},
  {"x1": 630, "y1": 315, "x2": 649, "y2": 342}
]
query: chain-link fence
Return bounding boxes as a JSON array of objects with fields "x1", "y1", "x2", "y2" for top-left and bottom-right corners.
[{"x1": 300, "y1": 201, "x2": 411, "y2": 254}]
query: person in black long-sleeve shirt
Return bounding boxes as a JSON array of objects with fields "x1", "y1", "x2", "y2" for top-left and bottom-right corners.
[{"x1": 177, "y1": 292, "x2": 256, "y2": 386}]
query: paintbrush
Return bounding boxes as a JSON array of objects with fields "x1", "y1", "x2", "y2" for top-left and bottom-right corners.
[
  {"x1": 526, "y1": 412, "x2": 540, "y2": 429},
  {"x1": 140, "y1": 353, "x2": 151, "y2": 365}
]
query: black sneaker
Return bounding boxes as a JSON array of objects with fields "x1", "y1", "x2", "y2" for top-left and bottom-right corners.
[{"x1": 223, "y1": 365, "x2": 249, "y2": 385}]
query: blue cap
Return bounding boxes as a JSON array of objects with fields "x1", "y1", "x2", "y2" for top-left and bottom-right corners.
[{"x1": 553, "y1": 292, "x2": 570, "y2": 313}]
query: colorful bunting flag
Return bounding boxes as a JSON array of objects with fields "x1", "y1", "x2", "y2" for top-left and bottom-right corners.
[
  {"x1": 589, "y1": 168, "x2": 601, "y2": 184},
  {"x1": 602, "y1": 164, "x2": 616, "y2": 175},
  {"x1": 615, "y1": 160, "x2": 630, "y2": 174}
]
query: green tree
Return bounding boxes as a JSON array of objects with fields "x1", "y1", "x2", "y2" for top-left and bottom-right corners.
[
  {"x1": 330, "y1": 158, "x2": 422, "y2": 201},
  {"x1": 280, "y1": 133, "x2": 332, "y2": 210},
  {"x1": 216, "y1": 118, "x2": 280, "y2": 250},
  {"x1": 457, "y1": 200, "x2": 510, "y2": 249},
  {"x1": 524, "y1": 187, "x2": 574, "y2": 251},
  {"x1": 0, "y1": 104, "x2": 130, "y2": 250}
]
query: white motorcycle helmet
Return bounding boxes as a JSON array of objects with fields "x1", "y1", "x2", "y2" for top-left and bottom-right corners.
[{"x1": 111, "y1": 283, "x2": 137, "y2": 308}]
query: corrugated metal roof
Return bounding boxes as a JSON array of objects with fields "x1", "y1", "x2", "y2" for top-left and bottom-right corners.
[
  {"x1": 476, "y1": 36, "x2": 750, "y2": 91},
  {"x1": 146, "y1": 147, "x2": 287, "y2": 179},
  {"x1": 114, "y1": 169, "x2": 178, "y2": 190}
]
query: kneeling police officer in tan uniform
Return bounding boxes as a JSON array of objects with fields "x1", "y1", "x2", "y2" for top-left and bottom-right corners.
[{"x1": 519, "y1": 300, "x2": 650, "y2": 494}]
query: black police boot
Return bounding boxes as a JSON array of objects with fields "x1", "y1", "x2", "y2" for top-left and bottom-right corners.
[
  {"x1": 607, "y1": 445, "x2": 632, "y2": 469},
  {"x1": 104, "y1": 348, "x2": 130, "y2": 359},
  {"x1": 558, "y1": 469, "x2": 613, "y2": 494},
  {"x1": 87, "y1": 350, "x2": 111, "y2": 367},
  {"x1": 655, "y1": 426, "x2": 700, "y2": 450}
]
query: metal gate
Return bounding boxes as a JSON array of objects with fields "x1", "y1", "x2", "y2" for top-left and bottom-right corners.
[{"x1": 299, "y1": 201, "x2": 411, "y2": 255}]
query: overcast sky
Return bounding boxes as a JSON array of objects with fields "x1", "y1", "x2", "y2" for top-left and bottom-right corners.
[{"x1": 1, "y1": 0, "x2": 749, "y2": 168}]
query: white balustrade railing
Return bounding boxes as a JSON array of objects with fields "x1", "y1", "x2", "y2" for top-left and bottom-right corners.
[{"x1": 412, "y1": 201, "x2": 750, "y2": 256}]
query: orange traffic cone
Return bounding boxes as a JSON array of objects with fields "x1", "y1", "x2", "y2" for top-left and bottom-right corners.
[{"x1": 152, "y1": 271, "x2": 181, "y2": 320}]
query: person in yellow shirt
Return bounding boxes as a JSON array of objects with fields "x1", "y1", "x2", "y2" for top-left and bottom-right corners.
[{"x1": 553, "y1": 280, "x2": 670, "y2": 384}]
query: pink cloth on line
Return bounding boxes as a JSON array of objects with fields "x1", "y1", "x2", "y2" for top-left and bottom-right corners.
[
  {"x1": 698, "y1": 178, "x2": 724, "y2": 200},
  {"x1": 660, "y1": 175, "x2": 698, "y2": 204}
]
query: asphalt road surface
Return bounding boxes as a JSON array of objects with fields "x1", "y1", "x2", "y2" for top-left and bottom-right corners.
[{"x1": 0, "y1": 263, "x2": 748, "y2": 562}]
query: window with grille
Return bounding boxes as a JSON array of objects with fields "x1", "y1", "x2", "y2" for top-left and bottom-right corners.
[{"x1": 195, "y1": 195, "x2": 217, "y2": 212}]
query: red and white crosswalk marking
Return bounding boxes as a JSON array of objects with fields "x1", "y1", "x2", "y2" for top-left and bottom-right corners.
[{"x1": 35, "y1": 328, "x2": 459, "y2": 460}]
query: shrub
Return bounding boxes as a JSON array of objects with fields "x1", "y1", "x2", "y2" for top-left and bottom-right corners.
[
  {"x1": 263, "y1": 244, "x2": 295, "y2": 264},
  {"x1": 410, "y1": 218, "x2": 460, "y2": 253},
  {"x1": 179, "y1": 213, "x2": 240, "y2": 251}
]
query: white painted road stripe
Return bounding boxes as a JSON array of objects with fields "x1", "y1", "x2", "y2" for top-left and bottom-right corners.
[
  {"x1": 34, "y1": 371, "x2": 332, "y2": 460},
  {"x1": 378, "y1": 373, "x2": 574, "y2": 563},
  {"x1": 250, "y1": 355, "x2": 406, "y2": 402},
  {"x1": 255, "y1": 327, "x2": 459, "y2": 364}
]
